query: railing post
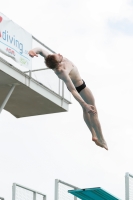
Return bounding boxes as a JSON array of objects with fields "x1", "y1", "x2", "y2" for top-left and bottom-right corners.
[
  {"x1": 12, "y1": 183, "x2": 16, "y2": 200},
  {"x1": 74, "y1": 188, "x2": 77, "y2": 200},
  {"x1": 55, "y1": 179, "x2": 59, "y2": 200},
  {"x1": 33, "y1": 192, "x2": 36, "y2": 200},
  {"x1": 43, "y1": 195, "x2": 46, "y2": 200},
  {"x1": 59, "y1": 79, "x2": 61, "y2": 96},
  {"x1": 61, "y1": 81, "x2": 64, "y2": 107},
  {"x1": 125, "y1": 172, "x2": 129, "y2": 200}
]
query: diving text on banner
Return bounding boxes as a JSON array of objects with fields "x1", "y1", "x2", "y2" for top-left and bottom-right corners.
[{"x1": 0, "y1": 12, "x2": 32, "y2": 69}]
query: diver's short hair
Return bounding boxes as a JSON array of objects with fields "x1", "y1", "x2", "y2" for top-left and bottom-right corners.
[{"x1": 45, "y1": 54, "x2": 58, "y2": 69}]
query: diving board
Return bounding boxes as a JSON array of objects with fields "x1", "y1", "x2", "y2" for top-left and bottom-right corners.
[{"x1": 68, "y1": 187, "x2": 120, "y2": 200}]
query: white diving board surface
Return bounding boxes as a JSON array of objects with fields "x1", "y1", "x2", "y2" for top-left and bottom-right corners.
[
  {"x1": 68, "y1": 187, "x2": 120, "y2": 200},
  {"x1": 0, "y1": 56, "x2": 71, "y2": 118}
]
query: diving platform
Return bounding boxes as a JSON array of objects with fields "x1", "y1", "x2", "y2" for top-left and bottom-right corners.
[
  {"x1": 0, "y1": 12, "x2": 71, "y2": 118},
  {"x1": 0, "y1": 56, "x2": 71, "y2": 118},
  {"x1": 68, "y1": 187, "x2": 120, "y2": 200}
]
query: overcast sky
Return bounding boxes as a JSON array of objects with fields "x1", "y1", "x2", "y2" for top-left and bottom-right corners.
[{"x1": 1, "y1": 0, "x2": 133, "y2": 199}]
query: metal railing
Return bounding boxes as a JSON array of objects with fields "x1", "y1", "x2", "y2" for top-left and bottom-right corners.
[
  {"x1": 24, "y1": 37, "x2": 64, "y2": 100},
  {"x1": 55, "y1": 179, "x2": 80, "y2": 200},
  {"x1": 0, "y1": 35, "x2": 71, "y2": 103},
  {"x1": 12, "y1": 183, "x2": 46, "y2": 200}
]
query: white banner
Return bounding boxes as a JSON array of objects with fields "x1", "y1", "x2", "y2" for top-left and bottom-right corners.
[{"x1": 0, "y1": 12, "x2": 32, "y2": 69}]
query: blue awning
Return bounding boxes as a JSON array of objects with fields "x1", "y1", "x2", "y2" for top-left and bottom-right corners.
[{"x1": 68, "y1": 187, "x2": 120, "y2": 200}]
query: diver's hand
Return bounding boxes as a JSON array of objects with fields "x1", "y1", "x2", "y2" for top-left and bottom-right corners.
[
  {"x1": 28, "y1": 50, "x2": 38, "y2": 58},
  {"x1": 83, "y1": 103, "x2": 97, "y2": 114}
]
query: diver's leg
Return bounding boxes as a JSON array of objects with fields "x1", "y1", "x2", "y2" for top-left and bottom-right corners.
[
  {"x1": 80, "y1": 86, "x2": 108, "y2": 150},
  {"x1": 83, "y1": 111, "x2": 105, "y2": 148},
  {"x1": 83, "y1": 111, "x2": 97, "y2": 141}
]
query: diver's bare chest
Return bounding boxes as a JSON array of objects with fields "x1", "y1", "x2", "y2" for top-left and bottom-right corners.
[{"x1": 61, "y1": 61, "x2": 74, "y2": 72}]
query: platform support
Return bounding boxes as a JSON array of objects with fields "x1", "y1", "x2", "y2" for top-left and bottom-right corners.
[{"x1": 0, "y1": 84, "x2": 16, "y2": 113}]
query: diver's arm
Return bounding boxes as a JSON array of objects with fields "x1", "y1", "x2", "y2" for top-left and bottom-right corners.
[{"x1": 29, "y1": 47, "x2": 50, "y2": 58}]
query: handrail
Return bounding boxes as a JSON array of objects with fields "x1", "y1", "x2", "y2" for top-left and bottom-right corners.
[
  {"x1": 12, "y1": 183, "x2": 46, "y2": 200},
  {"x1": 32, "y1": 36, "x2": 56, "y2": 53},
  {"x1": 23, "y1": 68, "x2": 49, "y2": 73}
]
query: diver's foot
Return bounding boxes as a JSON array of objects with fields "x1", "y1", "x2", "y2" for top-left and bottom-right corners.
[
  {"x1": 98, "y1": 139, "x2": 108, "y2": 150},
  {"x1": 102, "y1": 141, "x2": 108, "y2": 150},
  {"x1": 92, "y1": 137, "x2": 103, "y2": 147},
  {"x1": 92, "y1": 137, "x2": 108, "y2": 150}
]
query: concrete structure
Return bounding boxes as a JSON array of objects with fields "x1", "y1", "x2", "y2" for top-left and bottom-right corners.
[{"x1": 0, "y1": 54, "x2": 71, "y2": 118}]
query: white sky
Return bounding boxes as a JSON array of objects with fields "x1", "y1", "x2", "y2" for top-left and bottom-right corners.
[{"x1": 1, "y1": 0, "x2": 133, "y2": 199}]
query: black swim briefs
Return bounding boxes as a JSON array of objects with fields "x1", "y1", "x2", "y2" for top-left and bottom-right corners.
[{"x1": 76, "y1": 80, "x2": 86, "y2": 93}]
